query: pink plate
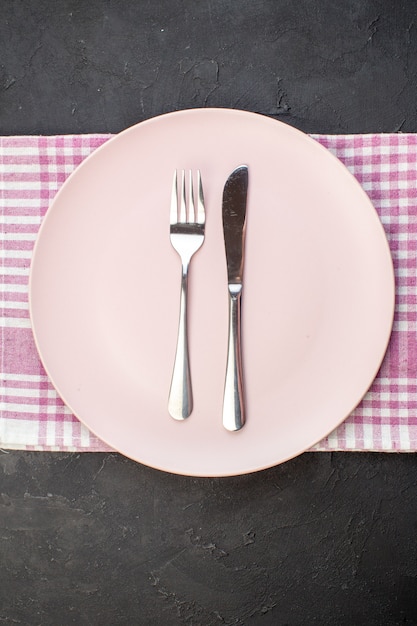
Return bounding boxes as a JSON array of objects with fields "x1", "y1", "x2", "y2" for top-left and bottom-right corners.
[{"x1": 29, "y1": 109, "x2": 395, "y2": 476}]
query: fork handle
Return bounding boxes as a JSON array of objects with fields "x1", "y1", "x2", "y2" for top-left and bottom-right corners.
[
  {"x1": 168, "y1": 263, "x2": 193, "y2": 420},
  {"x1": 222, "y1": 286, "x2": 245, "y2": 431}
]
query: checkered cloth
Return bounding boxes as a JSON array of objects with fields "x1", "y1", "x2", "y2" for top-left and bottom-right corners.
[{"x1": 0, "y1": 134, "x2": 416, "y2": 453}]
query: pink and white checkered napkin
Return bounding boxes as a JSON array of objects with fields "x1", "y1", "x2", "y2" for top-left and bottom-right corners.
[{"x1": 0, "y1": 134, "x2": 416, "y2": 453}]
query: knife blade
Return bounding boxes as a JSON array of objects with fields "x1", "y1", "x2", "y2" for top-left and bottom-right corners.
[{"x1": 222, "y1": 165, "x2": 248, "y2": 431}]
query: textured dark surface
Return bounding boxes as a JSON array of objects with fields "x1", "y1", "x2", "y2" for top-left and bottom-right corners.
[
  {"x1": 0, "y1": 0, "x2": 416, "y2": 135},
  {"x1": 1, "y1": 452, "x2": 417, "y2": 626},
  {"x1": 1, "y1": 1, "x2": 417, "y2": 625}
]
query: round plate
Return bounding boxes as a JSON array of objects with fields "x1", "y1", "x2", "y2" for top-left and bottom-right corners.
[{"x1": 29, "y1": 109, "x2": 395, "y2": 476}]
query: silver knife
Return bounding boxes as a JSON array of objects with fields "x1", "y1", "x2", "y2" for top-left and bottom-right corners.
[{"x1": 222, "y1": 165, "x2": 248, "y2": 431}]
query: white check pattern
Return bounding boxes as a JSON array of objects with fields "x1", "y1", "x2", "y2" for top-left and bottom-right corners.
[{"x1": 0, "y1": 133, "x2": 416, "y2": 453}]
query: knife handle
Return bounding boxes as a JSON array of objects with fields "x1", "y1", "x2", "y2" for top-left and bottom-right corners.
[{"x1": 223, "y1": 285, "x2": 245, "y2": 431}]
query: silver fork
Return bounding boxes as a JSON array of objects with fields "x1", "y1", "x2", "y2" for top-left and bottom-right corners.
[{"x1": 168, "y1": 170, "x2": 205, "y2": 420}]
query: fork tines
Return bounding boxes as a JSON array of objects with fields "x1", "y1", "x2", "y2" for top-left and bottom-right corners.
[{"x1": 170, "y1": 170, "x2": 205, "y2": 226}]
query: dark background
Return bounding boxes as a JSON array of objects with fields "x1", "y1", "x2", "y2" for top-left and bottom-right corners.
[{"x1": 1, "y1": 1, "x2": 416, "y2": 624}]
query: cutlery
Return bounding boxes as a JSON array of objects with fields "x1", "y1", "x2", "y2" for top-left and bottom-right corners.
[
  {"x1": 168, "y1": 170, "x2": 205, "y2": 420},
  {"x1": 222, "y1": 165, "x2": 249, "y2": 431}
]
